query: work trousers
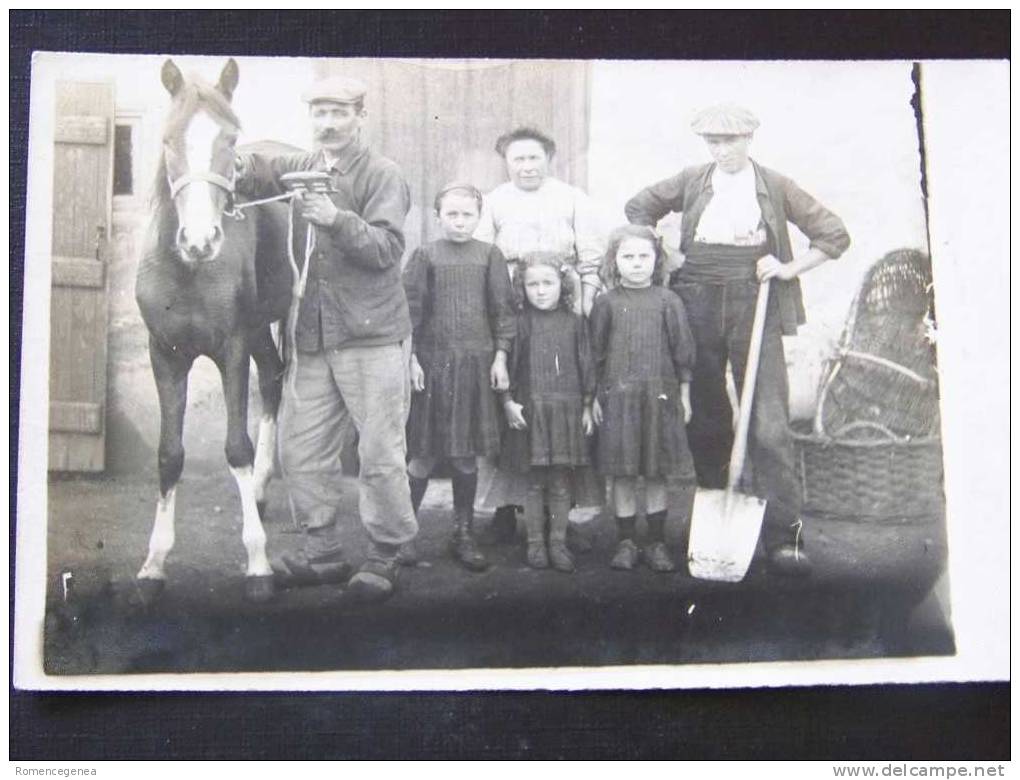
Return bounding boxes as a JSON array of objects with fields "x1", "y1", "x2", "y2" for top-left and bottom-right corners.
[
  {"x1": 279, "y1": 341, "x2": 418, "y2": 547},
  {"x1": 671, "y1": 278, "x2": 802, "y2": 550}
]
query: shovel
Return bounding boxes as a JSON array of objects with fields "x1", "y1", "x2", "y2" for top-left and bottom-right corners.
[{"x1": 687, "y1": 279, "x2": 771, "y2": 582}]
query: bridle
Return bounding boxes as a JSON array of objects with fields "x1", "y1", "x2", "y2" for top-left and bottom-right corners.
[
  {"x1": 169, "y1": 170, "x2": 236, "y2": 202},
  {"x1": 167, "y1": 162, "x2": 322, "y2": 400},
  {"x1": 169, "y1": 167, "x2": 301, "y2": 223},
  {"x1": 168, "y1": 169, "x2": 241, "y2": 221}
]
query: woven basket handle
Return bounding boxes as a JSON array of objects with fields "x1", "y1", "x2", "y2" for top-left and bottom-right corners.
[
  {"x1": 828, "y1": 420, "x2": 901, "y2": 442},
  {"x1": 812, "y1": 353, "x2": 936, "y2": 438},
  {"x1": 842, "y1": 349, "x2": 935, "y2": 386},
  {"x1": 813, "y1": 360, "x2": 841, "y2": 436}
]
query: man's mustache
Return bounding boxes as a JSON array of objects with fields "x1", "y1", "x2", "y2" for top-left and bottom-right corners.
[{"x1": 316, "y1": 130, "x2": 342, "y2": 140}]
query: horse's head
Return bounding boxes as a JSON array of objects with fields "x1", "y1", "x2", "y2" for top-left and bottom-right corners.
[{"x1": 159, "y1": 58, "x2": 241, "y2": 265}]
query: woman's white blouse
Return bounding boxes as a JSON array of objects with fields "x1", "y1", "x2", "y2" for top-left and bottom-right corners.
[{"x1": 475, "y1": 177, "x2": 605, "y2": 283}]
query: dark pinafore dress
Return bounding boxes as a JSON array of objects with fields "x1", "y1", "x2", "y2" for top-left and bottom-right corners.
[
  {"x1": 403, "y1": 238, "x2": 516, "y2": 460},
  {"x1": 499, "y1": 306, "x2": 595, "y2": 472},
  {"x1": 588, "y1": 285, "x2": 697, "y2": 479}
]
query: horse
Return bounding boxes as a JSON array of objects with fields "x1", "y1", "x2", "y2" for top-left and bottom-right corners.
[{"x1": 134, "y1": 58, "x2": 293, "y2": 602}]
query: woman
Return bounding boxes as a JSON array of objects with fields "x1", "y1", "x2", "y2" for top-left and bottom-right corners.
[
  {"x1": 475, "y1": 126, "x2": 607, "y2": 544},
  {"x1": 475, "y1": 126, "x2": 605, "y2": 316}
]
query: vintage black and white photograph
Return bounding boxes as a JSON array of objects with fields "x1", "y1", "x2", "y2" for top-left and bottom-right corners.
[{"x1": 12, "y1": 51, "x2": 1006, "y2": 689}]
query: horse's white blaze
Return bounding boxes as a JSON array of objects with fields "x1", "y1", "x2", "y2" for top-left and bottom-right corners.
[
  {"x1": 181, "y1": 180, "x2": 218, "y2": 243},
  {"x1": 138, "y1": 487, "x2": 177, "y2": 580},
  {"x1": 230, "y1": 465, "x2": 272, "y2": 577},
  {"x1": 181, "y1": 112, "x2": 222, "y2": 250},
  {"x1": 252, "y1": 414, "x2": 277, "y2": 504}
]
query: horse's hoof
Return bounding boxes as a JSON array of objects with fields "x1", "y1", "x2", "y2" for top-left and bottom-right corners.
[
  {"x1": 133, "y1": 577, "x2": 165, "y2": 608},
  {"x1": 245, "y1": 575, "x2": 275, "y2": 602},
  {"x1": 256, "y1": 500, "x2": 268, "y2": 522}
]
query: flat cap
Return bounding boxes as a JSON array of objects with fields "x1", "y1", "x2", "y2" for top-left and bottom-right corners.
[
  {"x1": 690, "y1": 103, "x2": 760, "y2": 136},
  {"x1": 301, "y1": 75, "x2": 368, "y2": 105}
]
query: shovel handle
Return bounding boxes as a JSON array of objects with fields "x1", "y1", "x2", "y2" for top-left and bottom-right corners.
[{"x1": 726, "y1": 279, "x2": 771, "y2": 493}]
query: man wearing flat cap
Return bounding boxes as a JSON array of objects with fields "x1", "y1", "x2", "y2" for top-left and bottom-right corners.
[
  {"x1": 625, "y1": 103, "x2": 850, "y2": 576},
  {"x1": 236, "y1": 75, "x2": 416, "y2": 601}
]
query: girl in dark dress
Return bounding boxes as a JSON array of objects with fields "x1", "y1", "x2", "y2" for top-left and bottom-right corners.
[
  {"x1": 590, "y1": 225, "x2": 696, "y2": 572},
  {"x1": 402, "y1": 183, "x2": 517, "y2": 571},
  {"x1": 500, "y1": 253, "x2": 598, "y2": 572}
]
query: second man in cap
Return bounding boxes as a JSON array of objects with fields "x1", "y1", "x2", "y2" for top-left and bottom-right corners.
[{"x1": 625, "y1": 103, "x2": 851, "y2": 576}]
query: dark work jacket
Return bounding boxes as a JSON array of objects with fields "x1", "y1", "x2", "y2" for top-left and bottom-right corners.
[
  {"x1": 624, "y1": 160, "x2": 851, "y2": 335},
  {"x1": 238, "y1": 141, "x2": 412, "y2": 352}
]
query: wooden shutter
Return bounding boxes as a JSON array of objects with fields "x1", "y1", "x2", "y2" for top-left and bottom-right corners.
[{"x1": 49, "y1": 81, "x2": 114, "y2": 471}]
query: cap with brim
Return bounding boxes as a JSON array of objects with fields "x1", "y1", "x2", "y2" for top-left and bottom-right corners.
[
  {"x1": 691, "y1": 103, "x2": 760, "y2": 136},
  {"x1": 301, "y1": 76, "x2": 368, "y2": 105}
]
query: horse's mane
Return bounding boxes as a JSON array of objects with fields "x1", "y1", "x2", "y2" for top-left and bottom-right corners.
[
  {"x1": 149, "y1": 77, "x2": 242, "y2": 212},
  {"x1": 150, "y1": 155, "x2": 172, "y2": 213}
]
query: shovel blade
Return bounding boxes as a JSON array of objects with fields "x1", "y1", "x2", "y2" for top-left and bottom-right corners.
[{"x1": 687, "y1": 488, "x2": 766, "y2": 582}]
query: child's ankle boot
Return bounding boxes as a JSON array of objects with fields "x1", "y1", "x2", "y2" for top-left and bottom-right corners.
[
  {"x1": 644, "y1": 510, "x2": 675, "y2": 573},
  {"x1": 450, "y1": 471, "x2": 488, "y2": 572},
  {"x1": 522, "y1": 500, "x2": 549, "y2": 569},
  {"x1": 547, "y1": 502, "x2": 575, "y2": 573},
  {"x1": 451, "y1": 507, "x2": 489, "y2": 571},
  {"x1": 609, "y1": 515, "x2": 640, "y2": 570}
]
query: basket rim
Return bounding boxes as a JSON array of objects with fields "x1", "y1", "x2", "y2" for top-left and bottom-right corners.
[{"x1": 789, "y1": 425, "x2": 941, "y2": 448}]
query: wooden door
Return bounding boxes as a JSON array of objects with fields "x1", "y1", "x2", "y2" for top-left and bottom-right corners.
[{"x1": 49, "y1": 81, "x2": 114, "y2": 472}]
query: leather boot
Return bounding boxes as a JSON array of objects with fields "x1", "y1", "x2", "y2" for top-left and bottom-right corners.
[
  {"x1": 276, "y1": 522, "x2": 351, "y2": 587},
  {"x1": 346, "y1": 540, "x2": 401, "y2": 603},
  {"x1": 547, "y1": 496, "x2": 575, "y2": 573},
  {"x1": 523, "y1": 495, "x2": 549, "y2": 569},
  {"x1": 765, "y1": 514, "x2": 812, "y2": 577},
  {"x1": 451, "y1": 508, "x2": 489, "y2": 571},
  {"x1": 644, "y1": 510, "x2": 675, "y2": 573},
  {"x1": 451, "y1": 470, "x2": 489, "y2": 571},
  {"x1": 768, "y1": 545, "x2": 812, "y2": 576},
  {"x1": 610, "y1": 516, "x2": 640, "y2": 570}
]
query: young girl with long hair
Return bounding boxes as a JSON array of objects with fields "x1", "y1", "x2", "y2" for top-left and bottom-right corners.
[
  {"x1": 590, "y1": 225, "x2": 696, "y2": 572},
  {"x1": 499, "y1": 252, "x2": 599, "y2": 572}
]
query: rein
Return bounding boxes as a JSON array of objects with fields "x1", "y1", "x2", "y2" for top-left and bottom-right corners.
[
  {"x1": 168, "y1": 166, "x2": 317, "y2": 399},
  {"x1": 230, "y1": 189, "x2": 316, "y2": 400}
]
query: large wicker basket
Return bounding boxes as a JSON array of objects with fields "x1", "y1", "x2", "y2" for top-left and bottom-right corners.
[
  {"x1": 792, "y1": 420, "x2": 945, "y2": 518},
  {"x1": 793, "y1": 249, "x2": 945, "y2": 518}
]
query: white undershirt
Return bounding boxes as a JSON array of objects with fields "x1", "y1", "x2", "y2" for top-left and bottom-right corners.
[{"x1": 694, "y1": 164, "x2": 766, "y2": 247}]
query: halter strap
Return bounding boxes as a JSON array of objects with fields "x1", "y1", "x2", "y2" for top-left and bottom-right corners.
[{"x1": 169, "y1": 170, "x2": 236, "y2": 200}]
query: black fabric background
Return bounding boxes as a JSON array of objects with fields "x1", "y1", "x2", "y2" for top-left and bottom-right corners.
[{"x1": 10, "y1": 10, "x2": 1010, "y2": 761}]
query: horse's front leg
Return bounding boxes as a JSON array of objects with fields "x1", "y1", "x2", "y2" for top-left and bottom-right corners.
[
  {"x1": 219, "y1": 338, "x2": 274, "y2": 601},
  {"x1": 137, "y1": 336, "x2": 192, "y2": 600}
]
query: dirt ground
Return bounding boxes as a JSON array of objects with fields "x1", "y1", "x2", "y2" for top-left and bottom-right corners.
[{"x1": 41, "y1": 469, "x2": 953, "y2": 676}]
